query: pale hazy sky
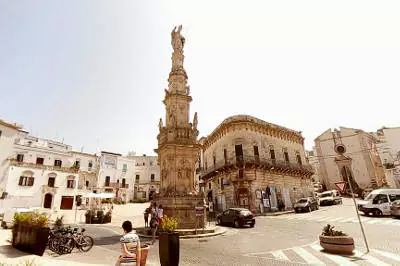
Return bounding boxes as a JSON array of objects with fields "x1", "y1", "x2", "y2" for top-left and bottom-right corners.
[{"x1": 1, "y1": 0, "x2": 400, "y2": 155}]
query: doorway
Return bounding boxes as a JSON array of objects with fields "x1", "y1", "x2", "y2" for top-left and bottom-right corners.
[{"x1": 43, "y1": 193, "x2": 53, "y2": 209}]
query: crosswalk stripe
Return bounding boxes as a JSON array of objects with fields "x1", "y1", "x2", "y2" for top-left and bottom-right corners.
[
  {"x1": 271, "y1": 250, "x2": 290, "y2": 261},
  {"x1": 360, "y1": 218, "x2": 371, "y2": 223},
  {"x1": 310, "y1": 244, "x2": 358, "y2": 266},
  {"x1": 372, "y1": 249, "x2": 400, "y2": 262},
  {"x1": 353, "y1": 250, "x2": 391, "y2": 266},
  {"x1": 328, "y1": 217, "x2": 344, "y2": 222},
  {"x1": 367, "y1": 219, "x2": 380, "y2": 224},
  {"x1": 292, "y1": 247, "x2": 324, "y2": 265},
  {"x1": 341, "y1": 218, "x2": 354, "y2": 222},
  {"x1": 317, "y1": 217, "x2": 333, "y2": 222},
  {"x1": 382, "y1": 220, "x2": 395, "y2": 225}
]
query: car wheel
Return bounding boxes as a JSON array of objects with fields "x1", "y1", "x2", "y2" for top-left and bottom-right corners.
[
  {"x1": 234, "y1": 220, "x2": 240, "y2": 228},
  {"x1": 217, "y1": 218, "x2": 222, "y2": 225},
  {"x1": 316, "y1": 205, "x2": 319, "y2": 210},
  {"x1": 374, "y1": 209, "x2": 383, "y2": 217},
  {"x1": 250, "y1": 222, "x2": 255, "y2": 228}
]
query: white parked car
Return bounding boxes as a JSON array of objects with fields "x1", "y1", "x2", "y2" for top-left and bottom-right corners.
[
  {"x1": 358, "y1": 189, "x2": 400, "y2": 216},
  {"x1": 319, "y1": 190, "x2": 342, "y2": 206}
]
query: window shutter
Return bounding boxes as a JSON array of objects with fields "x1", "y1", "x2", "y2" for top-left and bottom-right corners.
[
  {"x1": 28, "y1": 177, "x2": 34, "y2": 186},
  {"x1": 18, "y1": 176, "x2": 23, "y2": 186}
]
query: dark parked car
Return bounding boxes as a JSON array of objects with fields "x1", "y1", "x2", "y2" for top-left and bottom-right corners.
[
  {"x1": 294, "y1": 197, "x2": 319, "y2": 213},
  {"x1": 217, "y1": 208, "x2": 255, "y2": 228}
]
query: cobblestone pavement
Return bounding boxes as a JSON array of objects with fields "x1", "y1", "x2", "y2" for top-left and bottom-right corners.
[{"x1": 3, "y1": 199, "x2": 400, "y2": 265}]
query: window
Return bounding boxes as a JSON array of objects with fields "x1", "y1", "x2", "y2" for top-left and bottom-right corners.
[
  {"x1": 36, "y1": 157, "x2": 44, "y2": 165},
  {"x1": 143, "y1": 162, "x2": 145, "y2": 166},
  {"x1": 208, "y1": 183, "x2": 211, "y2": 190},
  {"x1": 105, "y1": 176, "x2": 110, "y2": 186},
  {"x1": 135, "y1": 174, "x2": 140, "y2": 182},
  {"x1": 296, "y1": 153, "x2": 302, "y2": 166},
  {"x1": 283, "y1": 148, "x2": 289, "y2": 163},
  {"x1": 85, "y1": 181, "x2": 89, "y2": 187},
  {"x1": 18, "y1": 176, "x2": 34, "y2": 186},
  {"x1": 151, "y1": 174, "x2": 155, "y2": 182},
  {"x1": 205, "y1": 161, "x2": 208, "y2": 170},
  {"x1": 122, "y1": 178, "x2": 126, "y2": 187},
  {"x1": 150, "y1": 161, "x2": 153, "y2": 166},
  {"x1": 224, "y1": 149, "x2": 228, "y2": 164},
  {"x1": 88, "y1": 161, "x2": 93, "y2": 169},
  {"x1": 117, "y1": 179, "x2": 119, "y2": 184},
  {"x1": 16, "y1": 154, "x2": 24, "y2": 162},
  {"x1": 54, "y1": 160, "x2": 62, "y2": 167},
  {"x1": 389, "y1": 194, "x2": 400, "y2": 202},
  {"x1": 221, "y1": 178, "x2": 224, "y2": 190},
  {"x1": 48, "y1": 177, "x2": 55, "y2": 187},
  {"x1": 67, "y1": 179, "x2": 75, "y2": 189},
  {"x1": 0, "y1": 130, "x2": 2, "y2": 138},
  {"x1": 235, "y1": 144, "x2": 243, "y2": 164},
  {"x1": 269, "y1": 146, "x2": 276, "y2": 161},
  {"x1": 253, "y1": 146, "x2": 259, "y2": 156},
  {"x1": 75, "y1": 160, "x2": 80, "y2": 169},
  {"x1": 372, "y1": 194, "x2": 388, "y2": 204},
  {"x1": 123, "y1": 164, "x2": 127, "y2": 171}
]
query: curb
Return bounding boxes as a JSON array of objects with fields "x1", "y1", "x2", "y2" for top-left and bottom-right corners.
[
  {"x1": 256, "y1": 210, "x2": 294, "y2": 217},
  {"x1": 137, "y1": 227, "x2": 227, "y2": 239}
]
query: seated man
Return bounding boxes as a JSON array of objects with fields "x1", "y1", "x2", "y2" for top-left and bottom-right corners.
[{"x1": 116, "y1": 220, "x2": 141, "y2": 266}]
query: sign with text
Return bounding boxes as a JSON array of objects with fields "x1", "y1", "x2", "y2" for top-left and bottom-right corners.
[{"x1": 334, "y1": 181, "x2": 347, "y2": 194}]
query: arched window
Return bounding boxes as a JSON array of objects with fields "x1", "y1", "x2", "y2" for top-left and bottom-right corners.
[
  {"x1": 48, "y1": 173, "x2": 56, "y2": 187},
  {"x1": 18, "y1": 171, "x2": 34, "y2": 186}
]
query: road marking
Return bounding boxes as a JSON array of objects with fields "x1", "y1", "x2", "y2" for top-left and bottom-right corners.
[
  {"x1": 310, "y1": 244, "x2": 358, "y2": 266},
  {"x1": 328, "y1": 217, "x2": 344, "y2": 222},
  {"x1": 382, "y1": 220, "x2": 395, "y2": 225},
  {"x1": 359, "y1": 218, "x2": 371, "y2": 223},
  {"x1": 366, "y1": 219, "x2": 380, "y2": 224},
  {"x1": 316, "y1": 217, "x2": 333, "y2": 222},
  {"x1": 271, "y1": 250, "x2": 289, "y2": 261},
  {"x1": 292, "y1": 247, "x2": 324, "y2": 265},
  {"x1": 353, "y1": 250, "x2": 391, "y2": 266},
  {"x1": 341, "y1": 218, "x2": 355, "y2": 222},
  {"x1": 372, "y1": 249, "x2": 400, "y2": 262}
]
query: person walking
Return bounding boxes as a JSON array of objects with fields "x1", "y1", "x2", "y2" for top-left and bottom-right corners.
[{"x1": 150, "y1": 212, "x2": 159, "y2": 245}]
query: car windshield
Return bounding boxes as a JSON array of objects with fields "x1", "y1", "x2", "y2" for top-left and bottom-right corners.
[
  {"x1": 297, "y1": 199, "x2": 308, "y2": 203},
  {"x1": 364, "y1": 193, "x2": 377, "y2": 200},
  {"x1": 240, "y1": 210, "x2": 252, "y2": 215},
  {"x1": 321, "y1": 192, "x2": 333, "y2": 197}
]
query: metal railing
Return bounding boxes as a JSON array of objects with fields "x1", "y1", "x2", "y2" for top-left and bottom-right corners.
[{"x1": 200, "y1": 155, "x2": 313, "y2": 177}]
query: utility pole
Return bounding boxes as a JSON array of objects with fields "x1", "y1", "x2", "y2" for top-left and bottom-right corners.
[{"x1": 344, "y1": 164, "x2": 370, "y2": 253}]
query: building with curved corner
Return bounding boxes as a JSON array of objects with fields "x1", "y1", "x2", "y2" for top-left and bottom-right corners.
[{"x1": 200, "y1": 115, "x2": 313, "y2": 214}]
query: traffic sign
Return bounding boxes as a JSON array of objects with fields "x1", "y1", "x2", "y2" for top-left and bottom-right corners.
[{"x1": 334, "y1": 181, "x2": 347, "y2": 194}]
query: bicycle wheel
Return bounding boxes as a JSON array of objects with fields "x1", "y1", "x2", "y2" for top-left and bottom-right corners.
[{"x1": 79, "y1": 236, "x2": 94, "y2": 252}]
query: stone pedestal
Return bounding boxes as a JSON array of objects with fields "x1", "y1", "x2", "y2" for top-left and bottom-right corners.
[{"x1": 156, "y1": 194, "x2": 205, "y2": 229}]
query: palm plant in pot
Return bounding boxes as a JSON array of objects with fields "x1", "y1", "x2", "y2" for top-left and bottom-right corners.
[
  {"x1": 319, "y1": 224, "x2": 354, "y2": 255},
  {"x1": 159, "y1": 216, "x2": 179, "y2": 266}
]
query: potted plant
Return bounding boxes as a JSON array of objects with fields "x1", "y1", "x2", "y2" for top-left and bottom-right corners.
[
  {"x1": 159, "y1": 216, "x2": 179, "y2": 266},
  {"x1": 12, "y1": 212, "x2": 50, "y2": 256},
  {"x1": 319, "y1": 224, "x2": 354, "y2": 255},
  {"x1": 54, "y1": 215, "x2": 64, "y2": 228}
]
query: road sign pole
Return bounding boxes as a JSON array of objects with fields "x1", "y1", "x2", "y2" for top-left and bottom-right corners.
[{"x1": 345, "y1": 166, "x2": 370, "y2": 253}]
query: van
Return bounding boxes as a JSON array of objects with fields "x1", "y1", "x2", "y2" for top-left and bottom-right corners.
[
  {"x1": 319, "y1": 190, "x2": 342, "y2": 206},
  {"x1": 357, "y1": 189, "x2": 400, "y2": 216}
]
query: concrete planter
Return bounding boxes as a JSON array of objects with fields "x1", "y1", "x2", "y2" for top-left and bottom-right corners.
[
  {"x1": 319, "y1": 235, "x2": 354, "y2": 255},
  {"x1": 159, "y1": 232, "x2": 180, "y2": 266}
]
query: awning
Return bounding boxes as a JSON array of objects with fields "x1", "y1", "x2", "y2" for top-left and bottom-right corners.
[{"x1": 83, "y1": 192, "x2": 115, "y2": 199}]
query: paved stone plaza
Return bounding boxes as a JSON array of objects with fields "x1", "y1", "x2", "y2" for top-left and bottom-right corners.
[{"x1": 2, "y1": 198, "x2": 400, "y2": 265}]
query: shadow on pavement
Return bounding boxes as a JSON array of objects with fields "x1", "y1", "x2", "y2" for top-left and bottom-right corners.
[{"x1": 93, "y1": 235, "x2": 120, "y2": 246}]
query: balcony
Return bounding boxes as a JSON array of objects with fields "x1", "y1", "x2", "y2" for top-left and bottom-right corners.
[
  {"x1": 200, "y1": 155, "x2": 314, "y2": 179},
  {"x1": 42, "y1": 185, "x2": 58, "y2": 194},
  {"x1": 9, "y1": 159, "x2": 79, "y2": 174},
  {"x1": 104, "y1": 182, "x2": 129, "y2": 189}
]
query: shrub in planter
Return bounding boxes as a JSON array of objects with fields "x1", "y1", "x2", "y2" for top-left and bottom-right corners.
[
  {"x1": 319, "y1": 224, "x2": 354, "y2": 255},
  {"x1": 159, "y1": 216, "x2": 179, "y2": 266},
  {"x1": 54, "y1": 216, "x2": 64, "y2": 228},
  {"x1": 12, "y1": 212, "x2": 50, "y2": 256},
  {"x1": 134, "y1": 198, "x2": 147, "y2": 203}
]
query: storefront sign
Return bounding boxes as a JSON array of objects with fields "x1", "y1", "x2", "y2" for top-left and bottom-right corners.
[{"x1": 195, "y1": 206, "x2": 203, "y2": 216}]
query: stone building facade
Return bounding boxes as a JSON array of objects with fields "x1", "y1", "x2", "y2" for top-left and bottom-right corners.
[
  {"x1": 128, "y1": 155, "x2": 160, "y2": 201},
  {"x1": 200, "y1": 115, "x2": 313, "y2": 213},
  {"x1": 315, "y1": 127, "x2": 386, "y2": 193}
]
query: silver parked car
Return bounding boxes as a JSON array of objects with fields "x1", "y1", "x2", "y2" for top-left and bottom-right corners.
[{"x1": 391, "y1": 200, "x2": 400, "y2": 218}]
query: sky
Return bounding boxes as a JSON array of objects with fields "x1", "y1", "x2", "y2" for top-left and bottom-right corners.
[{"x1": 1, "y1": 0, "x2": 400, "y2": 156}]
